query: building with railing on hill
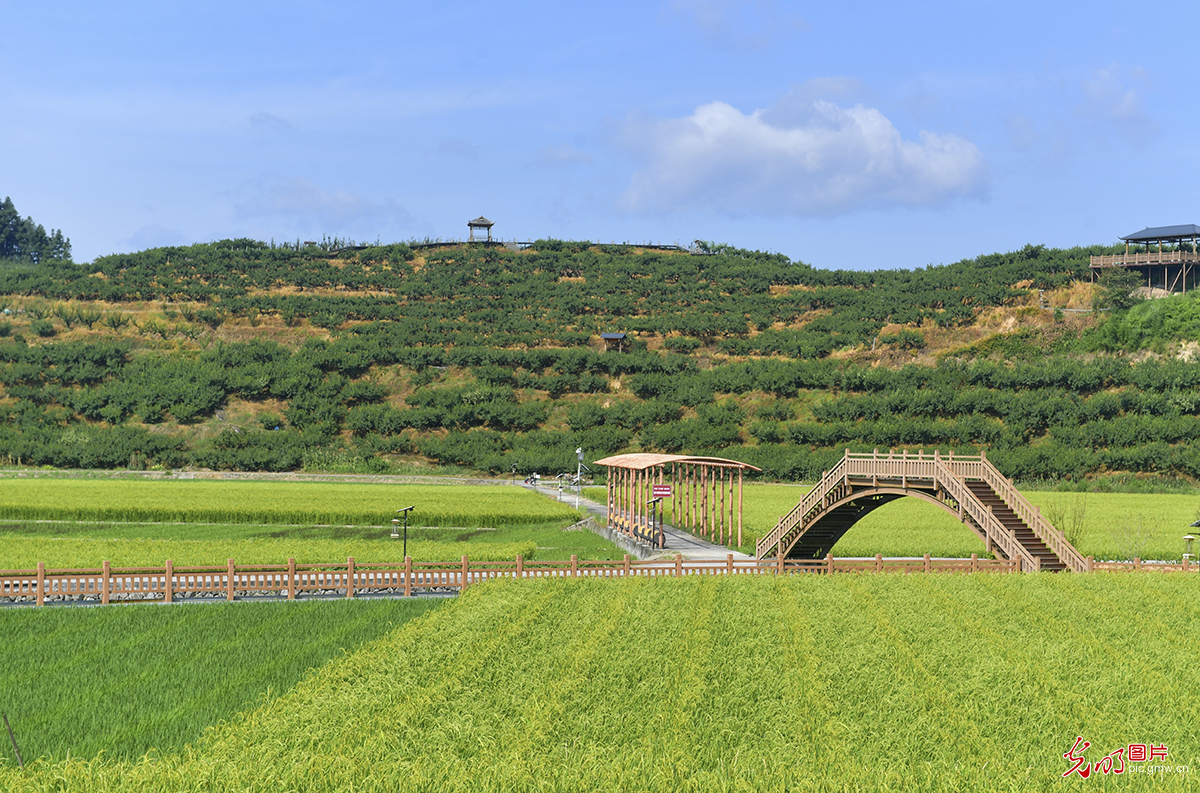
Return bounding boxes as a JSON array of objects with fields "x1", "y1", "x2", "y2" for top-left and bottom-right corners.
[{"x1": 1090, "y1": 224, "x2": 1200, "y2": 294}]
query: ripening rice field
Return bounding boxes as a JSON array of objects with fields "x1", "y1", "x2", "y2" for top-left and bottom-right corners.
[
  {"x1": 0, "y1": 481, "x2": 623, "y2": 567},
  {"x1": 3, "y1": 574, "x2": 1196, "y2": 791},
  {"x1": 0, "y1": 479, "x2": 577, "y2": 527},
  {"x1": 0, "y1": 598, "x2": 442, "y2": 763}
]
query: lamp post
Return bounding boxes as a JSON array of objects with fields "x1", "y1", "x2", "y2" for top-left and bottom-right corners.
[
  {"x1": 395, "y1": 506, "x2": 415, "y2": 559},
  {"x1": 1184, "y1": 534, "x2": 1197, "y2": 565}
]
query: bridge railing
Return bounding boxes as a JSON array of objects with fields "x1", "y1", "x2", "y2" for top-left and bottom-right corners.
[
  {"x1": 926, "y1": 455, "x2": 1041, "y2": 572},
  {"x1": 755, "y1": 453, "x2": 850, "y2": 557},
  {"x1": 976, "y1": 460, "x2": 1089, "y2": 573}
]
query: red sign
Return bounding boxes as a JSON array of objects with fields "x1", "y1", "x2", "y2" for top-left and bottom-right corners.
[{"x1": 652, "y1": 484, "x2": 672, "y2": 498}]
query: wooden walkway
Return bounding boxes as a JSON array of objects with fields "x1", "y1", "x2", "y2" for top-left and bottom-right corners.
[{"x1": 756, "y1": 450, "x2": 1089, "y2": 572}]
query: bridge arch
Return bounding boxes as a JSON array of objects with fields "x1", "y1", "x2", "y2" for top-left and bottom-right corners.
[
  {"x1": 776, "y1": 487, "x2": 986, "y2": 560},
  {"x1": 756, "y1": 449, "x2": 1087, "y2": 573}
]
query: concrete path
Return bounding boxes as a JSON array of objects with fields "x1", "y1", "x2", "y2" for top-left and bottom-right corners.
[{"x1": 528, "y1": 482, "x2": 754, "y2": 561}]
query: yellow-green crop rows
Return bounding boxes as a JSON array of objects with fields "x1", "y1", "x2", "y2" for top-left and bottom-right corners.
[
  {"x1": 0, "y1": 598, "x2": 442, "y2": 763},
  {"x1": 4, "y1": 574, "x2": 1197, "y2": 791},
  {"x1": 0, "y1": 480, "x2": 576, "y2": 527}
]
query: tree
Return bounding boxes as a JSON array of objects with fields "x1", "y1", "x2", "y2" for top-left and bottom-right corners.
[
  {"x1": 1095, "y1": 268, "x2": 1143, "y2": 311},
  {"x1": 0, "y1": 197, "x2": 72, "y2": 262}
]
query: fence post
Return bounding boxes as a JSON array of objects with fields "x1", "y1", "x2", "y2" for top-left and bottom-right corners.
[
  {"x1": 461, "y1": 555, "x2": 469, "y2": 591},
  {"x1": 776, "y1": 550, "x2": 784, "y2": 576},
  {"x1": 623, "y1": 554, "x2": 631, "y2": 578},
  {"x1": 346, "y1": 557, "x2": 355, "y2": 598},
  {"x1": 727, "y1": 553, "x2": 733, "y2": 575},
  {"x1": 227, "y1": 559, "x2": 235, "y2": 601},
  {"x1": 36, "y1": 562, "x2": 44, "y2": 607},
  {"x1": 1086, "y1": 555, "x2": 1093, "y2": 573},
  {"x1": 1033, "y1": 555, "x2": 1041, "y2": 572},
  {"x1": 101, "y1": 560, "x2": 110, "y2": 605},
  {"x1": 164, "y1": 559, "x2": 173, "y2": 603},
  {"x1": 875, "y1": 554, "x2": 883, "y2": 573},
  {"x1": 676, "y1": 553, "x2": 683, "y2": 577},
  {"x1": 287, "y1": 558, "x2": 296, "y2": 600},
  {"x1": 516, "y1": 554, "x2": 524, "y2": 579},
  {"x1": 404, "y1": 556, "x2": 413, "y2": 597},
  {"x1": 571, "y1": 554, "x2": 578, "y2": 578},
  {"x1": 923, "y1": 553, "x2": 930, "y2": 574},
  {"x1": 827, "y1": 553, "x2": 834, "y2": 575},
  {"x1": 1134, "y1": 557, "x2": 1141, "y2": 571},
  {"x1": 970, "y1": 553, "x2": 978, "y2": 574}
]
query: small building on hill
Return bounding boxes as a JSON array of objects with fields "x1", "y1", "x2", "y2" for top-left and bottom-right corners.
[
  {"x1": 468, "y1": 216, "x2": 495, "y2": 242},
  {"x1": 1090, "y1": 225, "x2": 1200, "y2": 293}
]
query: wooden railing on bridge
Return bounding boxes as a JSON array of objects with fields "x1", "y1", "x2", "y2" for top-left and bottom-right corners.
[{"x1": 755, "y1": 450, "x2": 1089, "y2": 572}]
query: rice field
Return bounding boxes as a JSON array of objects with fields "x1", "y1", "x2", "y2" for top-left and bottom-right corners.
[
  {"x1": 0, "y1": 479, "x2": 577, "y2": 527},
  {"x1": 0, "y1": 598, "x2": 442, "y2": 763},
  {"x1": 0, "y1": 482, "x2": 627, "y2": 568},
  {"x1": 3, "y1": 574, "x2": 1196, "y2": 791}
]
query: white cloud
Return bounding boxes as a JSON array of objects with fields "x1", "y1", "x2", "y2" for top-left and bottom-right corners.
[
  {"x1": 620, "y1": 97, "x2": 987, "y2": 217},
  {"x1": 662, "y1": 0, "x2": 807, "y2": 50},
  {"x1": 231, "y1": 174, "x2": 412, "y2": 231},
  {"x1": 1078, "y1": 64, "x2": 1155, "y2": 145}
]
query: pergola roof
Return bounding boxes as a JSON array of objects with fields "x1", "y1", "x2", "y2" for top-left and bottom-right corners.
[
  {"x1": 593, "y1": 453, "x2": 761, "y2": 471},
  {"x1": 600, "y1": 332, "x2": 626, "y2": 340},
  {"x1": 467, "y1": 216, "x2": 494, "y2": 228},
  {"x1": 1121, "y1": 224, "x2": 1200, "y2": 242}
]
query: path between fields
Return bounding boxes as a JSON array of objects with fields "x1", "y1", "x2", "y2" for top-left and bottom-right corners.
[{"x1": 526, "y1": 482, "x2": 753, "y2": 561}]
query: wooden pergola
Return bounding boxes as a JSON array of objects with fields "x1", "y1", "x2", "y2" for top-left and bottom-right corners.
[{"x1": 594, "y1": 453, "x2": 760, "y2": 549}]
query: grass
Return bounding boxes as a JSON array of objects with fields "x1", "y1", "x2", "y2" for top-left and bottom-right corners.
[
  {"x1": 0, "y1": 598, "x2": 443, "y2": 763},
  {"x1": 0, "y1": 482, "x2": 630, "y2": 567},
  {"x1": 0, "y1": 480, "x2": 577, "y2": 526},
  {"x1": 588, "y1": 483, "x2": 1200, "y2": 560},
  {"x1": 4, "y1": 574, "x2": 1197, "y2": 790}
]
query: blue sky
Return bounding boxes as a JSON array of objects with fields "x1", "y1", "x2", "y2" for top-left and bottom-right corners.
[{"x1": 2, "y1": 1, "x2": 1194, "y2": 269}]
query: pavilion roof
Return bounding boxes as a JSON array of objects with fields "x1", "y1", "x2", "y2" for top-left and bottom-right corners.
[
  {"x1": 467, "y1": 216, "x2": 494, "y2": 227},
  {"x1": 1121, "y1": 224, "x2": 1200, "y2": 242},
  {"x1": 593, "y1": 453, "x2": 761, "y2": 471}
]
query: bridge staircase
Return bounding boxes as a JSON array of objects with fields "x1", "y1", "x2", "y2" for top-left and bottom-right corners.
[{"x1": 756, "y1": 450, "x2": 1087, "y2": 572}]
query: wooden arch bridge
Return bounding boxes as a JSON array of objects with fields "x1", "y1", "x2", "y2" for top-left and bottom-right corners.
[{"x1": 756, "y1": 450, "x2": 1087, "y2": 572}]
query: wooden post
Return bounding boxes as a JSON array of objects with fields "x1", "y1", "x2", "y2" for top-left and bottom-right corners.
[
  {"x1": 571, "y1": 554, "x2": 578, "y2": 578},
  {"x1": 36, "y1": 562, "x2": 44, "y2": 607},
  {"x1": 1087, "y1": 555, "x2": 1094, "y2": 573},
  {"x1": 826, "y1": 553, "x2": 834, "y2": 574},
  {"x1": 288, "y1": 558, "x2": 296, "y2": 600},
  {"x1": 875, "y1": 553, "x2": 883, "y2": 573},
  {"x1": 404, "y1": 556, "x2": 413, "y2": 596},
  {"x1": 164, "y1": 559, "x2": 173, "y2": 603},
  {"x1": 461, "y1": 555, "x2": 470, "y2": 590},
  {"x1": 227, "y1": 559, "x2": 235, "y2": 601},
  {"x1": 516, "y1": 554, "x2": 524, "y2": 580},
  {"x1": 101, "y1": 560, "x2": 110, "y2": 605},
  {"x1": 346, "y1": 557, "x2": 355, "y2": 598},
  {"x1": 970, "y1": 553, "x2": 978, "y2": 573},
  {"x1": 1134, "y1": 557, "x2": 1141, "y2": 570},
  {"x1": 675, "y1": 553, "x2": 683, "y2": 577},
  {"x1": 923, "y1": 553, "x2": 930, "y2": 574},
  {"x1": 777, "y1": 549, "x2": 784, "y2": 576},
  {"x1": 623, "y1": 553, "x2": 631, "y2": 577},
  {"x1": 729, "y1": 467, "x2": 739, "y2": 547},
  {"x1": 727, "y1": 553, "x2": 733, "y2": 575}
]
